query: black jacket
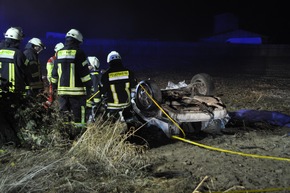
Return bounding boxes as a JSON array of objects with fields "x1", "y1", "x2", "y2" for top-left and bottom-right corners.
[
  {"x1": 90, "y1": 69, "x2": 102, "y2": 103},
  {"x1": 23, "y1": 44, "x2": 43, "y2": 90},
  {"x1": 51, "y1": 40, "x2": 92, "y2": 96},
  {"x1": 0, "y1": 39, "x2": 29, "y2": 93},
  {"x1": 100, "y1": 59, "x2": 137, "y2": 110}
]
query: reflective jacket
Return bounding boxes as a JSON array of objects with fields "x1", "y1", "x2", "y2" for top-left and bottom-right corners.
[
  {"x1": 24, "y1": 45, "x2": 43, "y2": 90},
  {"x1": 100, "y1": 60, "x2": 137, "y2": 110},
  {"x1": 46, "y1": 55, "x2": 56, "y2": 83},
  {"x1": 51, "y1": 45, "x2": 92, "y2": 96},
  {"x1": 0, "y1": 43, "x2": 29, "y2": 93}
]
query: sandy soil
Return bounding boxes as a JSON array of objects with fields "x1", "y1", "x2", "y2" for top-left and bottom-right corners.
[{"x1": 134, "y1": 72, "x2": 290, "y2": 193}]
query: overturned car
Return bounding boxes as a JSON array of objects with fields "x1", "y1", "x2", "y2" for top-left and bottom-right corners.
[{"x1": 130, "y1": 73, "x2": 229, "y2": 138}]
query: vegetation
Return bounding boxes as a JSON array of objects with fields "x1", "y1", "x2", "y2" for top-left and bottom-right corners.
[
  {"x1": 0, "y1": 93, "x2": 154, "y2": 193},
  {"x1": 1, "y1": 74, "x2": 290, "y2": 192}
]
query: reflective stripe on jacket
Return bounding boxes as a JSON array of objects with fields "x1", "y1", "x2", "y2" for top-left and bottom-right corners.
[
  {"x1": 46, "y1": 55, "x2": 56, "y2": 83},
  {"x1": 0, "y1": 48, "x2": 29, "y2": 93},
  {"x1": 52, "y1": 49, "x2": 92, "y2": 96},
  {"x1": 101, "y1": 63, "x2": 137, "y2": 110}
]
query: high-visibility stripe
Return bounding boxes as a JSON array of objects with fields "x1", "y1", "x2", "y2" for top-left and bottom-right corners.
[
  {"x1": 57, "y1": 63, "x2": 62, "y2": 87},
  {"x1": 107, "y1": 102, "x2": 130, "y2": 109},
  {"x1": 0, "y1": 50, "x2": 15, "y2": 59},
  {"x1": 46, "y1": 61, "x2": 54, "y2": 82},
  {"x1": 125, "y1": 82, "x2": 130, "y2": 102},
  {"x1": 86, "y1": 100, "x2": 93, "y2": 107},
  {"x1": 57, "y1": 50, "x2": 76, "y2": 59},
  {"x1": 9, "y1": 63, "x2": 15, "y2": 92},
  {"x1": 110, "y1": 84, "x2": 119, "y2": 104},
  {"x1": 57, "y1": 91, "x2": 86, "y2": 95},
  {"x1": 57, "y1": 86, "x2": 86, "y2": 94},
  {"x1": 57, "y1": 87, "x2": 87, "y2": 91},
  {"x1": 51, "y1": 77, "x2": 58, "y2": 84},
  {"x1": 93, "y1": 98, "x2": 101, "y2": 103},
  {"x1": 81, "y1": 105, "x2": 85, "y2": 124},
  {"x1": 70, "y1": 63, "x2": 75, "y2": 87},
  {"x1": 82, "y1": 60, "x2": 88, "y2": 67},
  {"x1": 57, "y1": 86, "x2": 86, "y2": 95},
  {"x1": 108, "y1": 71, "x2": 129, "y2": 81},
  {"x1": 81, "y1": 74, "x2": 91, "y2": 82},
  {"x1": 91, "y1": 72, "x2": 99, "y2": 76}
]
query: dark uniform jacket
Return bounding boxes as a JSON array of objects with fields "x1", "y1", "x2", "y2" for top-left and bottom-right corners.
[
  {"x1": 23, "y1": 44, "x2": 43, "y2": 91},
  {"x1": 0, "y1": 40, "x2": 29, "y2": 93},
  {"x1": 90, "y1": 69, "x2": 101, "y2": 103},
  {"x1": 100, "y1": 60, "x2": 137, "y2": 110},
  {"x1": 51, "y1": 44, "x2": 92, "y2": 96}
]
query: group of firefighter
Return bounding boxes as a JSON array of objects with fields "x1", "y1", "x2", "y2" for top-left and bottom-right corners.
[{"x1": 0, "y1": 27, "x2": 137, "y2": 140}]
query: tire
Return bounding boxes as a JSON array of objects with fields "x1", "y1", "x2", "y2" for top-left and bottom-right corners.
[
  {"x1": 190, "y1": 73, "x2": 215, "y2": 95},
  {"x1": 135, "y1": 80, "x2": 162, "y2": 113}
]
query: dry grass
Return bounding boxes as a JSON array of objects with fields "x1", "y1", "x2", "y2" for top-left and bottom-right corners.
[
  {"x1": 1, "y1": 74, "x2": 290, "y2": 193},
  {"x1": 68, "y1": 117, "x2": 150, "y2": 176},
  {"x1": 0, "y1": 117, "x2": 153, "y2": 193}
]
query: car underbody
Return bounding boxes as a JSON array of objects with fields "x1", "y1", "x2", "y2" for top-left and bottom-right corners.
[{"x1": 130, "y1": 73, "x2": 230, "y2": 138}]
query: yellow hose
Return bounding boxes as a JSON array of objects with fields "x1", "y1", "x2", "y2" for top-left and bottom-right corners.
[
  {"x1": 172, "y1": 135, "x2": 290, "y2": 162},
  {"x1": 140, "y1": 84, "x2": 186, "y2": 137},
  {"x1": 138, "y1": 81, "x2": 290, "y2": 193},
  {"x1": 139, "y1": 82, "x2": 290, "y2": 162}
]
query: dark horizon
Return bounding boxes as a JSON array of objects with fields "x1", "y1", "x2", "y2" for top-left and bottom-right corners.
[{"x1": 1, "y1": 1, "x2": 290, "y2": 44}]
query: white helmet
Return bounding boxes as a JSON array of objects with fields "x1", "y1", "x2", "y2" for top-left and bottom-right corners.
[
  {"x1": 29, "y1": 37, "x2": 46, "y2": 49},
  {"x1": 66, "y1": 29, "x2": 83, "y2": 42},
  {"x1": 54, "y1": 42, "x2": 64, "y2": 52},
  {"x1": 4, "y1": 27, "x2": 23, "y2": 40},
  {"x1": 107, "y1": 51, "x2": 121, "y2": 63},
  {"x1": 88, "y1": 56, "x2": 100, "y2": 69}
]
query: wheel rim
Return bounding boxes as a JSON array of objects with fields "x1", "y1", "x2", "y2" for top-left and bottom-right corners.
[
  {"x1": 137, "y1": 82, "x2": 154, "y2": 110},
  {"x1": 194, "y1": 80, "x2": 207, "y2": 95}
]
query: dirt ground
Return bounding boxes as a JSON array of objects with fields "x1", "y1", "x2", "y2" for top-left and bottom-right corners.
[
  {"x1": 134, "y1": 72, "x2": 290, "y2": 193},
  {"x1": 1, "y1": 72, "x2": 290, "y2": 193}
]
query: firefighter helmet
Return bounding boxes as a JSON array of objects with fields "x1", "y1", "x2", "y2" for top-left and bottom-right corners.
[
  {"x1": 29, "y1": 38, "x2": 46, "y2": 49},
  {"x1": 107, "y1": 51, "x2": 121, "y2": 63},
  {"x1": 54, "y1": 42, "x2": 64, "y2": 52},
  {"x1": 4, "y1": 27, "x2": 24, "y2": 40},
  {"x1": 66, "y1": 29, "x2": 83, "y2": 42},
  {"x1": 88, "y1": 56, "x2": 100, "y2": 69}
]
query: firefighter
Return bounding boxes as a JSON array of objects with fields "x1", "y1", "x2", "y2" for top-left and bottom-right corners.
[
  {"x1": 51, "y1": 29, "x2": 93, "y2": 139},
  {"x1": 86, "y1": 56, "x2": 102, "y2": 123},
  {"x1": 0, "y1": 27, "x2": 29, "y2": 94},
  {"x1": 46, "y1": 42, "x2": 64, "y2": 84},
  {"x1": 0, "y1": 27, "x2": 29, "y2": 146},
  {"x1": 24, "y1": 37, "x2": 46, "y2": 96},
  {"x1": 100, "y1": 51, "x2": 137, "y2": 125},
  {"x1": 42, "y1": 42, "x2": 64, "y2": 108}
]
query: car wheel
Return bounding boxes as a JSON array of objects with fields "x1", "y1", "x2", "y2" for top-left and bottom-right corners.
[
  {"x1": 135, "y1": 80, "x2": 162, "y2": 112},
  {"x1": 190, "y1": 73, "x2": 215, "y2": 95}
]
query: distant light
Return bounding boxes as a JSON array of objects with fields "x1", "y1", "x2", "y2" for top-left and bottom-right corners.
[{"x1": 226, "y1": 37, "x2": 262, "y2": 44}]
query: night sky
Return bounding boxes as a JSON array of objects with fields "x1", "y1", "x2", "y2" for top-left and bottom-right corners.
[{"x1": 1, "y1": 0, "x2": 290, "y2": 43}]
